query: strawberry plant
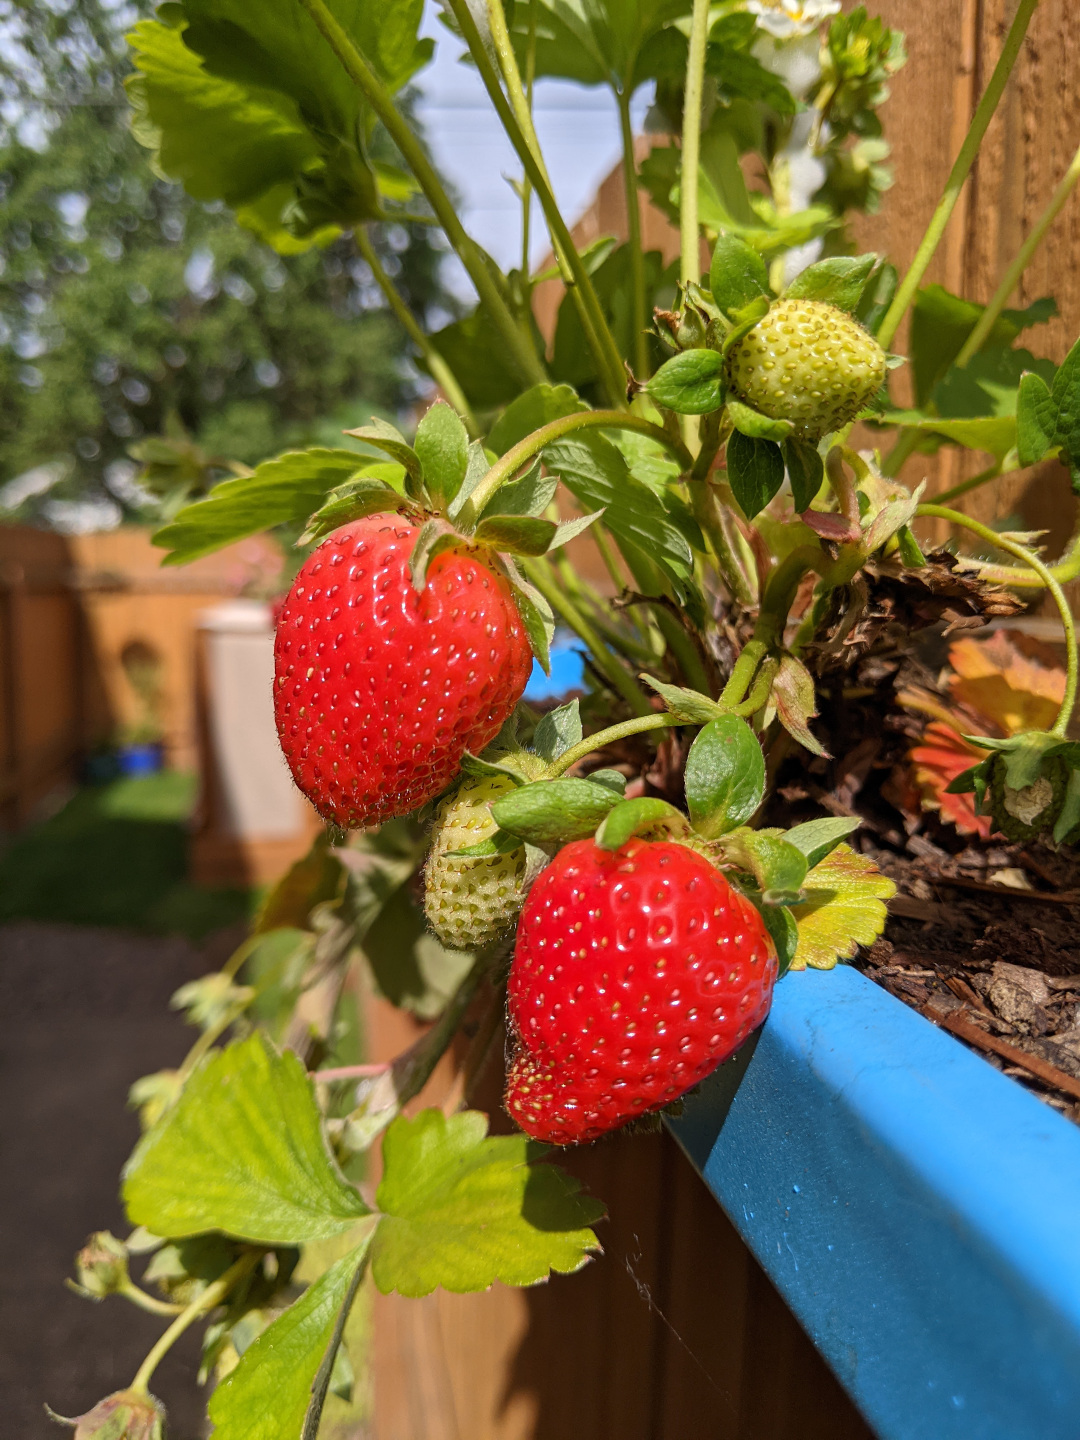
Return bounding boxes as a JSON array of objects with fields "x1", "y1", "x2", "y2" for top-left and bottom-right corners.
[{"x1": 58, "y1": 0, "x2": 1080, "y2": 1434}]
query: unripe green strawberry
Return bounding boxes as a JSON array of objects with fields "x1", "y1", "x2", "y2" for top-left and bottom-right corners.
[
  {"x1": 425, "y1": 774, "x2": 528, "y2": 951},
  {"x1": 988, "y1": 753, "x2": 1067, "y2": 842},
  {"x1": 725, "y1": 298, "x2": 887, "y2": 439}
]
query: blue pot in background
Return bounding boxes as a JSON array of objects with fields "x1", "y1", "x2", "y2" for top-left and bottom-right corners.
[{"x1": 116, "y1": 742, "x2": 164, "y2": 778}]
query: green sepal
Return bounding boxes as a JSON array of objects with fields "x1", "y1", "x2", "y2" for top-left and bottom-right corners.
[
  {"x1": 299, "y1": 476, "x2": 416, "y2": 544},
  {"x1": 414, "y1": 401, "x2": 470, "y2": 507},
  {"x1": 532, "y1": 700, "x2": 582, "y2": 762},
  {"x1": 474, "y1": 514, "x2": 558, "y2": 556},
  {"x1": 783, "y1": 817, "x2": 861, "y2": 869},
  {"x1": 718, "y1": 827, "x2": 808, "y2": 905},
  {"x1": 459, "y1": 752, "x2": 529, "y2": 786},
  {"x1": 446, "y1": 441, "x2": 492, "y2": 527},
  {"x1": 772, "y1": 654, "x2": 828, "y2": 758},
  {"x1": 502, "y1": 557, "x2": 556, "y2": 672},
  {"x1": 640, "y1": 673, "x2": 725, "y2": 724},
  {"x1": 755, "y1": 900, "x2": 799, "y2": 977},
  {"x1": 726, "y1": 431, "x2": 785, "y2": 520},
  {"x1": 782, "y1": 437, "x2": 824, "y2": 512},
  {"x1": 594, "y1": 797, "x2": 689, "y2": 851},
  {"x1": 684, "y1": 716, "x2": 765, "y2": 838},
  {"x1": 720, "y1": 294, "x2": 771, "y2": 358},
  {"x1": 491, "y1": 777, "x2": 621, "y2": 844},
  {"x1": 548, "y1": 509, "x2": 605, "y2": 550},
  {"x1": 586, "y1": 769, "x2": 627, "y2": 795},
  {"x1": 477, "y1": 459, "x2": 557, "y2": 520},
  {"x1": 344, "y1": 418, "x2": 427, "y2": 503},
  {"x1": 709, "y1": 231, "x2": 770, "y2": 321},
  {"x1": 726, "y1": 397, "x2": 794, "y2": 442},
  {"x1": 408, "y1": 518, "x2": 463, "y2": 591},
  {"x1": 783, "y1": 254, "x2": 880, "y2": 314},
  {"x1": 1053, "y1": 767, "x2": 1080, "y2": 844},
  {"x1": 896, "y1": 524, "x2": 926, "y2": 568},
  {"x1": 448, "y1": 828, "x2": 526, "y2": 859},
  {"x1": 647, "y1": 348, "x2": 726, "y2": 415}
]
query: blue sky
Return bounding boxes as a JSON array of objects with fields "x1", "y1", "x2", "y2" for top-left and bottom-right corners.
[{"x1": 415, "y1": 4, "x2": 652, "y2": 297}]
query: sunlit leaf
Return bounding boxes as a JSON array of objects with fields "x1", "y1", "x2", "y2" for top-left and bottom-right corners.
[{"x1": 788, "y1": 845, "x2": 894, "y2": 971}]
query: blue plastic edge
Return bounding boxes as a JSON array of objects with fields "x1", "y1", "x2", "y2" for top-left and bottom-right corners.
[{"x1": 666, "y1": 965, "x2": 1080, "y2": 1440}]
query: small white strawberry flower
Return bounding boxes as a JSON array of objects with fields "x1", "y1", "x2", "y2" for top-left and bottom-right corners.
[{"x1": 744, "y1": 0, "x2": 841, "y2": 41}]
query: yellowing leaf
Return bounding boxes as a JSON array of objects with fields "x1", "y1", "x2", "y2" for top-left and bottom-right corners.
[
  {"x1": 788, "y1": 845, "x2": 895, "y2": 971},
  {"x1": 948, "y1": 632, "x2": 1064, "y2": 736}
]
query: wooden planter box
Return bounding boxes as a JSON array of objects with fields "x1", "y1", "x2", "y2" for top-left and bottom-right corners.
[{"x1": 669, "y1": 966, "x2": 1080, "y2": 1440}]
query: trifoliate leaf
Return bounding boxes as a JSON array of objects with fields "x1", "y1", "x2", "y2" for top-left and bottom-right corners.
[
  {"x1": 684, "y1": 716, "x2": 765, "y2": 838},
  {"x1": 788, "y1": 845, "x2": 895, "y2": 970},
  {"x1": 153, "y1": 449, "x2": 393, "y2": 564},
  {"x1": 370, "y1": 1110, "x2": 604, "y2": 1296},
  {"x1": 208, "y1": 1242, "x2": 370, "y2": 1440},
  {"x1": 123, "y1": 1034, "x2": 369, "y2": 1244}
]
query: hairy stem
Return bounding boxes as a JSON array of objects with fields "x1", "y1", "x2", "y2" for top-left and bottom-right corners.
[
  {"x1": 680, "y1": 0, "x2": 711, "y2": 289},
  {"x1": 519, "y1": 0, "x2": 537, "y2": 293},
  {"x1": 356, "y1": 229, "x2": 477, "y2": 435},
  {"x1": 550, "y1": 714, "x2": 682, "y2": 775},
  {"x1": 460, "y1": 409, "x2": 691, "y2": 524},
  {"x1": 876, "y1": 0, "x2": 1041, "y2": 351},
  {"x1": 618, "y1": 86, "x2": 650, "y2": 379},
  {"x1": 460, "y1": 0, "x2": 628, "y2": 405},
  {"x1": 917, "y1": 503, "x2": 1077, "y2": 736},
  {"x1": 130, "y1": 1251, "x2": 262, "y2": 1394},
  {"x1": 296, "y1": 0, "x2": 546, "y2": 389},
  {"x1": 956, "y1": 135, "x2": 1080, "y2": 368},
  {"x1": 521, "y1": 558, "x2": 655, "y2": 715},
  {"x1": 730, "y1": 657, "x2": 779, "y2": 718}
]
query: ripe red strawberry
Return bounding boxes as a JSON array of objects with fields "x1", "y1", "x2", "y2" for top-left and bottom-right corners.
[
  {"x1": 505, "y1": 838, "x2": 777, "y2": 1144},
  {"x1": 274, "y1": 515, "x2": 533, "y2": 828}
]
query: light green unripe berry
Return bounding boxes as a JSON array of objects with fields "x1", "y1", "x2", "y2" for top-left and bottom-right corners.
[{"x1": 424, "y1": 774, "x2": 528, "y2": 951}]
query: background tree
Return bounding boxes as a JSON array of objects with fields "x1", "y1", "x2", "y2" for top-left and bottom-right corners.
[{"x1": 0, "y1": 0, "x2": 452, "y2": 527}]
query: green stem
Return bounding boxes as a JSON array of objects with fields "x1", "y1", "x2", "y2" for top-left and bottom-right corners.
[
  {"x1": 519, "y1": 0, "x2": 537, "y2": 293},
  {"x1": 730, "y1": 657, "x2": 778, "y2": 717},
  {"x1": 956, "y1": 135, "x2": 1080, "y2": 367},
  {"x1": 641, "y1": 603, "x2": 713, "y2": 693},
  {"x1": 119, "y1": 1282, "x2": 186, "y2": 1318},
  {"x1": 356, "y1": 228, "x2": 478, "y2": 436},
  {"x1": 550, "y1": 714, "x2": 681, "y2": 775},
  {"x1": 881, "y1": 426, "x2": 922, "y2": 479},
  {"x1": 131, "y1": 1251, "x2": 262, "y2": 1395},
  {"x1": 917, "y1": 503, "x2": 1077, "y2": 736},
  {"x1": 460, "y1": 0, "x2": 628, "y2": 405},
  {"x1": 296, "y1": 0, "x2": 546, "y2": 390},
  {"x1": 618, "y1": 86, "x2": 650, "y2": 380},
  {"x1": 461, "y1": 409, "x2": 691, "y2": 525},
  {"x1": 680, "y1": 0, "x2": 711, "y2": 289},
  {"x1": 522, "y1": 558, "x2": 655, "y2": 715},
  {"x1": 935, "y1": 459, "x2": 1005, "y2": 505},
  {"x1": 970, "y1": 520, "x2": 1080, "y2": 588},
  {"x1": 876, "y1": 0, "x2": 1041, "y2": 351},
  {"x1": 720, "y1": 638, "x2": 767, "y2": 707}
]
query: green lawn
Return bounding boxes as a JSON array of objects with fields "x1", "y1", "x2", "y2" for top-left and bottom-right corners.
[{"x1": 0, "y1": 773, "x2": 251, "y2": 940}]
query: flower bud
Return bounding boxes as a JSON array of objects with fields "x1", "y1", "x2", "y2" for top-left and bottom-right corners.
[
  {"x1": 48, "y1": 1389, "x2": 165, "y2": 1439},
  {"x1": 71, "y1": 1232, "x2": 129, "y2": 1301}
]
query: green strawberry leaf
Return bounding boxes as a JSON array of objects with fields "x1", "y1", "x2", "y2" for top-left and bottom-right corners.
[
  {"x1": 783, "y1": 254, "x2": 880, "y2": 314},
  {"x1": 772, "y1": 655, "x2": 829, "y2": 758},
  {"x1": 532, "y1": 700, "x2": 583, "y2": 762},
  {"x1": 299, "y1": 476, "x2": 414, "y2": 544},
  {"x1": 647, "y1": 349, "x2": 726, "y2": 415},
  {"x1": 208, "y1": 1242, "x2": 370, "y2": 1440},
  {"x1": 640, "y1": 674, "x2": 725, "y2": 724},
  {"x1": 708, "y1": 230, "x2": 770, "y2": 321},
  {"x1": 726, "y1": 397, "x2": 793, "y2": 442},
  {"x1": 123, "y1": 1033, "x2": 369, "y2": 1244},
  {"x1": 587, "y1": 769, "x2": 628, "y2": 795},
  {"x1": 782, "y1": 437, "x2": 824, "y2": 512},
  {"x1": 719, "y1": 827, "x2": 807, "y2": 905},
  {"x1": 370, "y1": 1110, "x2": 604, "y2": 1296},
  {"x1": 783, "y1": 817, "x2": 862, "y2": 869},
  {"x1": 414, "y1": 401, "x2": 469, "y2": 507},
  {"x1": 473, "y1": 514, "x2": 558, "y2": 556},
  {"x1": 874, "y1": 411, "x2": 1018, "y2": 462},
  {"x1": 726, "y1": 432, "x2": 785, "y2": 520},
  {"x1": 1053, "y1": 768, "x2": 1080, "y2": 844},
  {"x1": 486, "y1": 383, "x2": 588, "y2": 457},
  {"x1": 344, "y1": 418, "x2": 425, "y2": 501},
  {"x1": 897, "y1": 524, "x2": 926, "y2": 567},
  {"x1": 478, "y1": 459, "x2": 558, "y2": 521},
  {"x1": 153, "y1": 449, "x2": 397, "y2": 564},
  {"x1": 593, "y1": 797, "x2": 689, "y2": 851},
  {"x1": 549, "y1": 509, "x2": 606, "y2": 549},
  {"x1": 1016, "y1": 370, "x2": 1055, "y2": 468},
  {"x1": 684, "y1": 716, "x2": 765, "y2": 838},
  {"x1": 408, "y1": 518, "x2": 462, "y2": 591},
  {"x1": 503, "y1": 559, "x2": 555, "y2": 672},
  {"x1": 448, "y1": 828, "x2": 524, "y2": 859},
  {"x1": 788, "y1": 844, "x2": 895, "y2": 970},
  {"x1": 492, "y1": 777, "x2": 622, "y2": 844}
]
